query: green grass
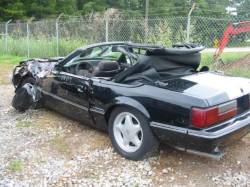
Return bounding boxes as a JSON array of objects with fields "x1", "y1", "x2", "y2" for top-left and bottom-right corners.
[
  {"x1": 0, "y1": 55, "x2": 25, "y2": 65},
  {"x1": 201, "y1": 52, "x2": 250, "y2": 67},
  {"x1": 201, "y1": 52, "x2": 250, "y2": 78},
  {"x1": 226, "y1": 66, "x2": 250, "y2": 78},
  {"x1": 0, "y1": 37, "x2": 88, "y2": 58},
  {"x1": 8, "y1": 159, "x2": 23, "y2": 172},
  {"x1": 0, "y1": 55, "x2": 26, "y2": 84}
]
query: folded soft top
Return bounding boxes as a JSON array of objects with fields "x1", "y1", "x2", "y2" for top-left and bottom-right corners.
[{"x1": 114, "y1": 44, "x2": 203, "y2": 83}]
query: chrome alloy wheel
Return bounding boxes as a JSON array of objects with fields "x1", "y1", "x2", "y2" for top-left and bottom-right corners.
[{"x1": 113, "y1": 112, "x2": 143, "y2": 153}]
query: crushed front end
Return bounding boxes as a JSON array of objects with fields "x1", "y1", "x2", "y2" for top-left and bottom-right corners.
[{"x1": 12, "y1": 57, "x2": 63, "y2": 89}]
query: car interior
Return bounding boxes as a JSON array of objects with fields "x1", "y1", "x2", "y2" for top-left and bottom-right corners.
[
  {"x1": 62, "y1": 45, "x2": 131, "y2": 78},
  {"x1": 62, "y1": 44, "x2": 207, "y2": 85}
]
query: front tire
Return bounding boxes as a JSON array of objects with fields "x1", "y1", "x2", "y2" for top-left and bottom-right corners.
[{"x1": 108, "y1": 106, "x2": 158, "y2": 160}]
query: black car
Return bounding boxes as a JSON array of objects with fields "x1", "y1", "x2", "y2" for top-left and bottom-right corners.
[{"x1": 12, "y1": 42, "x2": 250, "y2": 160}]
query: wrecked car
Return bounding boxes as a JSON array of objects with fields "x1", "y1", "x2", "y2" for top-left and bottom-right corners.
[{"x1": 12, "y1": 42, "x2": 250, "y2": 160}]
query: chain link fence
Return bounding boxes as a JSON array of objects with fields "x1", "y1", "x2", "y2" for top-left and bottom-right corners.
[{"x1": 0, "y1": 16, "x2": 250, "y2": 58}]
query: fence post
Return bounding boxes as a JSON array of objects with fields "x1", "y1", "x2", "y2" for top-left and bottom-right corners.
[
  {"x1": 105, "y1": 16, "x2": 109, "y2": 42},
  {"x1": 186, "y1": 3, "x2": 195, "y2": 43},
  {"x1": 145, "y1": 0, "x2": 149, "y2": 42},
  {"x1": 26, "y1": 22, "x2": 29, "y2": 58},
  {"x1": 26, "y1": 18, "x2": 34, "y2": 58},
  {"x1": 5, "y1": 20, "x2": 11, "y2": 54},
  {"x1": 56, "y1": 13, "x2": 63, "y2": 56}
]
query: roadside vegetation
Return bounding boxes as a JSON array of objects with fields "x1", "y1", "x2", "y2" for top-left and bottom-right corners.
[
  {"x1": 201, "y1": 52, "x2": 250, "y2": 67},
  {"x1": 0, "y1": 38, "x2": 87, "y2": 57},
  {"x1": 0, "y1": 55, "x2": 25, "y2": 84},
  {"x1": 201, "y1": 52, "x2": 250, "y2": 78}
]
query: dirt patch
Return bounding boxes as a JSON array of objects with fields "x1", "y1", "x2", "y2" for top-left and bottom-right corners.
[
  {"x1": 0, "y1": 63, "x2": 15, "y2": 85},
  {"x1": 0, "y1": 63, "x2": 249, "y2": 186}
]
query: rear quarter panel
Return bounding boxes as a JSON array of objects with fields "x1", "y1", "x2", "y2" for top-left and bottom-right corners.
[{"x1": 92, "y1": 80, "x2": 208, "y2": 127}]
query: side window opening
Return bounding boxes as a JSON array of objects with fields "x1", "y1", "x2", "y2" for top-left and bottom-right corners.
[{"x1": 61, "y1": 45, "x2": 130, "y2": 77}]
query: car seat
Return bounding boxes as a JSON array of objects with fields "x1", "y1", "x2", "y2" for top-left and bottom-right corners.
[{"x1": 93, "y1": 61, "x2": 121, "y2": 77}]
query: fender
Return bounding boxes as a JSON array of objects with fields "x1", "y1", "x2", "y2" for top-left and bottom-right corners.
[
  {"x1": 105, "y1": 96, "x2": 151, "y2": 119},
  {"x1": 12, "y1": 66, "x2": 29, "y2": 87}
]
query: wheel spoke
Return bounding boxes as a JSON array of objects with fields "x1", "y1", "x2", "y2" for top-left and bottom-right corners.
[
  {"x1": 122, "y1": 135, "x2": 130, "y2": 146},
  {"x1": 115, "y1": 122, "x2": 125, "y2": 133},
  {"x1": 124, "y1": 114, "x2": 133, "y2": 128},
  {"x1": 132, "y1": 124, "x2": 141, "y2": 134},
  {"x1": 131, "y1": 136, "x2": 141, "y2": 147}
]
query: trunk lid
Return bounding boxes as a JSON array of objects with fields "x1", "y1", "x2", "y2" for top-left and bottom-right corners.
[{"x1": 163, "y1": 72, "x2": 250, "y2": 106}]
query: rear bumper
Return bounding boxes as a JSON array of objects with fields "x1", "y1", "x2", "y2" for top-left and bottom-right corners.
[{"x1": 150, "y1": 110, "x2": 250, "y2": 158}]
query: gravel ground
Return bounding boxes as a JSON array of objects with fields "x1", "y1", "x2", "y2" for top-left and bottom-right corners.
[{"x1": 0, "y1": 76, "x2": 250, "y2": 186}]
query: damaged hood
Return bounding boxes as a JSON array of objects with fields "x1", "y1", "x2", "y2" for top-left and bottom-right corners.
[
  {"x1": 14, "y1": 57, "x2": 64, "y2": 77},
  {"x1": 12, "y1": 57, "x2": 64, "y2": 88}
]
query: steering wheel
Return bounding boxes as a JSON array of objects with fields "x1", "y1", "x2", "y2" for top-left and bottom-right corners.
[{"x1": 75, "y1": 62, "x2": 94, "y2": 77}]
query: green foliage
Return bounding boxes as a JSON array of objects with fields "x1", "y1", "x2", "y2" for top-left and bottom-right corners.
[
  {"x1": 81, "y1": 0, "x2": 108, "y2": 14},
  {"x1": 231, "y1": 0, "x2": 250, "y2": 19},
  {"x1": 2, "y1": 0, "x2": 249, "y2": 21},
  {"x1": 0, "y1": 0, "x2": 26, "y2": 21},
  {"x1": 145, "y1": 21, "x2": 172, "y2": 46}
]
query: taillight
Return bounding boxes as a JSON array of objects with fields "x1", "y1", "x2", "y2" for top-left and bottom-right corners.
[{"x1": 191, "y1": 100, "x2": 237, "y2": 128}]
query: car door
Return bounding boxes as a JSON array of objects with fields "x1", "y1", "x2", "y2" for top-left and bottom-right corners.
[
  {"x1": 40, "y1": 68, "x2": 72, "y2": 113},
  {"x1": 41, "y1": 44, "x2": 127, "y2": 129},
  {"x1": 59, "y1": 71, "x2": 94, "y2": 124},
  {"x1": 38, "y1": 49, "x2": 93, "y2": 125},
  {"x1": 54, "y1": 46, "x2": 107, "y2": 126},
  {"x1": 63, "y1": 45, "x2": 131, "y2": 129}
]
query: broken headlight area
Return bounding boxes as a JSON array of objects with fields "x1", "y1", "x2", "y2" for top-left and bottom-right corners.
[{"x1": 12, "y1": 83, "x2": 42, "y2": 112}]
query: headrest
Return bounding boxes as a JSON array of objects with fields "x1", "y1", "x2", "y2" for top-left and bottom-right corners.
[{"x1": 98, "y1": 61, "x2": 119, "y2": 71}]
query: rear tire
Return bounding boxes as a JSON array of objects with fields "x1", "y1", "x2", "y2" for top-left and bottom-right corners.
[{"x1": 108, "y1": 106, "x2": 159, "y2": 160}]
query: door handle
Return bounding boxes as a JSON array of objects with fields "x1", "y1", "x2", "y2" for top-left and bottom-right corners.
[
  {"x1": 77, "y1": 87, "x2": 84, "y2": 93},
  {"x1": 77, "y1": 85, "x2": 84, "y2": 93}
]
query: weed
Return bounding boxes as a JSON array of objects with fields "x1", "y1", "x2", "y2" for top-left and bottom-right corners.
[{"x1": 8, "y1": 159, "x2": 23, "y2": 172}]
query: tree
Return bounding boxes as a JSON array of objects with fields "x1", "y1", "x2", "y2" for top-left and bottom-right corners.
[
  {"x1": 56, "y1": 0, "x2": 77, "y2": 15},
  {"x1": 230, "y1": 0, "x2": 250, "y2": 19},
  {"x1": 0, "y1": 0, "x2": 26, "y2": 21},
  {"x1": 0, "y1": 0, "x2": 250, "y2": 21},
  {"x1": 80, "y1": 0, "x2": 108, "y2": 14}
]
